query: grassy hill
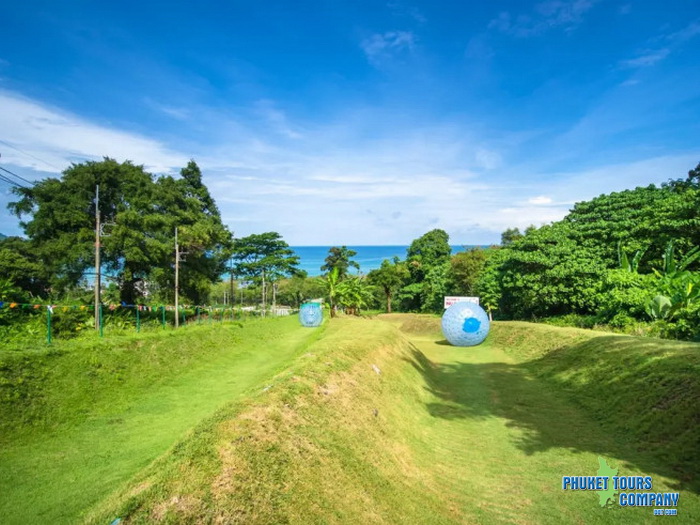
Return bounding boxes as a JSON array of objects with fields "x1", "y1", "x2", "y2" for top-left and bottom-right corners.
[
  {"x1": 0, "y1": 317, "x2": 324, "y2": 524},
  {"x1": 2, "y1": 315, "x2": 699, "y2": 523},
  {"x1": 81, "y1": 315, "x2": 699, "y2": 524}
]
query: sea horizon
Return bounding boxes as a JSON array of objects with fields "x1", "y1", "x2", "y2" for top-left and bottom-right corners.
[{"x1": 289, "y1": 245, "x2": 490, "y2": 277}]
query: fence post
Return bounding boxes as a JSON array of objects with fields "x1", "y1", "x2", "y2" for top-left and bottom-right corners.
[
  {"x1": 161, "y1": 306, "x2": 166, "y2": 329},
  {"x1": 136, "y1": 306, "x2": 141, "y2": 333},
  {"x1": 182, "y1": 308, "x2": 186, "y2": 327},
  {"x1": 99, "y1": 304, "x2": 104, "y2": 338},
  {"x1": 46, "y1": 306, "x2": 52, "y2": 345}
]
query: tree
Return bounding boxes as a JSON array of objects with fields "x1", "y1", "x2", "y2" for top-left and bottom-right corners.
[
  {"x1": 450, "y1": 248, "x2": 487, "y2": 296},
  {"x1": 149, "y1": 160, "x2": 232, "y2": 305},
  {"x1": 230, "y1": 232, "x2": 300, "y2": 310},
  {"x1": 500, "y1": 227, "x2": 522, "y2": 246},
  {"x1": 324, "y1": 267, "x2": 341, "y2": 317},
  {"x1": 9, "y1": 158, "x2": 232, "y2": 304},
  {"x1": 497, "y1": 223, "x2": 607, "y2": 318},
  {"x1": 402, "y1": 229, "x2": 452, "y2": 311},
  {"x1": 474, "y1": 247, "x2": 506, "y2": 320},
  {"x1": 0, "y1": 236, "x2": 49, "y2": 297},
  {"x1": 335, "y1": 276, "x2": 375, "y2": 315},
  {"x1": 367, "y1": 257, "x2": 408, "y2": 313},
  {"x1": 321, "y1": 246, "x2": 359, "y2": 278},
  {"x1": 277, "y1": 274, "x2": 325, "y2": 308},
  {"x1": 421, "y1": 262, "x2": 451, "y2": 313},
  {"x1": 10, "y1": 158, "x2": 159, "y2": 301}
]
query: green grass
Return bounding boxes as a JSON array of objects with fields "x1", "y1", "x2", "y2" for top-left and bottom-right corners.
[
  {"x1": 85, "y1": 315, "x2": 700, "y2": 524},
  {"x1": 3, "y1": 314, "x2": 699, "y2": 523},
  {"x1": 0, "y1": 316, "x2": 324, "y2": 524}
]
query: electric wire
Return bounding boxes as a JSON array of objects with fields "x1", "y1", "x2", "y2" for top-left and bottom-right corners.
[
  {"x1": 0, "y1": 172, "x2": 27, "y2": 189},
  {"x1": 0, "y1": 139, "x2": 63, "y2": 171},
  {"x1": 0, "y1": 165, "x2": 35, "y2": 186}
]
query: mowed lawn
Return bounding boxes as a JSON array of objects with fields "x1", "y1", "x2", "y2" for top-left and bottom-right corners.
[
  {"x1": 387, "y1": 316, "x2": 700, "y2": 524},
  {"x1": 86, "y1": 315, "x2": 700, "y2": 524},
  {"x1": 0, "y1": 317, "x2": 321, "y2": 524},
  {"x1": 3, "y1": 314, "x2": 699, "y2": 524}
]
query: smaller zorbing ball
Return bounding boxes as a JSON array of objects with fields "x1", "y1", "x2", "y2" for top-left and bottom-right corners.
[
  {"x1": 441, "y1": 302, "x2": 490, "y2": 346},
  {"x1": 299, "y1": 302, "x2": 323, "y2": 327}
]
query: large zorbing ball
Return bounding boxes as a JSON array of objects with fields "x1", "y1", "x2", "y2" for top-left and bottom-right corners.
[
  {"x1": 441, "y1": 302, "x2": 490, "y2": 346},
  {"x1": 299, "y1": 302, "x2": 323, "y2": 327}
]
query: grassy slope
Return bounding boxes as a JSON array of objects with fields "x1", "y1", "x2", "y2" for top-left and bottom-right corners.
[
  {"x1": 87, "y1": 315, "x2": 700, "y2": 524},
  {"x1": 0, "y1": 317, "x2": 323, "y2": 524}
]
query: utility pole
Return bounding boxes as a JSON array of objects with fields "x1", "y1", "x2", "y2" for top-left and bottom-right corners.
[
  {"x1": 261, "y1": 269, "x2": 266, "y2": 317},
  {"x1": 175, "y1": 227, "x2": 179, "y2": 328},
  {"x1": 229, "y1": 259, "x2": 235, "y2": 310},
  {"x1": 94, "y1": 185, "x2": 101, "y2": 332},
  {"x1": 272, "y1": 282, "x2": 277, "y2": 315}
]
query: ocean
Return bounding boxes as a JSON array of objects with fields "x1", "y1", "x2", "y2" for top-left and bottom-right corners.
[{"x1": 290, "y1": 245, "x2": 485, "y2": 277}]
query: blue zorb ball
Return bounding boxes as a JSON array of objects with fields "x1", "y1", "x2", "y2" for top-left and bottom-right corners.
[
  {"x1": 441, "y1": 301, "x2": 490, "y2": 346},
  {"x1": 299, "y1": 302, "x2": 323, "y2": 327}
]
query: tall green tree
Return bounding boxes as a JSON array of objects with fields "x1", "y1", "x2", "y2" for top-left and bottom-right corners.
[
  {"x1": 0, "y1": 236, "x2": 49, "y2": 297},
  {"x1": 498, "y1": 223, "x2": 607, "y2": 318},
  {"x1": 321, "y1": 246, "x2": 360, "y2": 278},
  {"x1": 367, "y1": 257, "x2": 408, "y2": 313},
  {"x1": 9, "y1": 158, "x2": 231, "y2": 304},
  {"x1": 450, "y1": 248, "x2": 487, "y2": 296},
  {"x1": 500, "y1": 227, "x2": 522, "y2": 246},
  {"x1": 401, "y1": 229, "x2": 452, "y2": 311},
  {"x1": 230, "y1": 232, "x2": 300, "y2": 309},
  {"x1": 10, "y1": 158, "x2": 159, "y2": 301},
  {"x1": 149, "y1": 160, "x2": 232, "y2": 304}
]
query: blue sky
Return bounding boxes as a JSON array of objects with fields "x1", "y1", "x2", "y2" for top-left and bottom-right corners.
[{"x1": 0, "y1": 0, "x2": 698, "y2": 245}]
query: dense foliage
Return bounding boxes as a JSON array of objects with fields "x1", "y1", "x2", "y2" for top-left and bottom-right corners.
[
  {"x1": 337, "y1": 162, "x2": 700, "y2": 340},
  {"x1": 3, "y1": 157, "x2": 699, "y2": 340},
  {"x1": 5, "y1": 158, "x2": 232, "y2": 305},
  {"x1": 473, "y1": 163, "x2": 700, "y2": 339}
]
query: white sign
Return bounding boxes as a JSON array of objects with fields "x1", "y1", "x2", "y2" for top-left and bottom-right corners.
[{"x1": 444, "y1": 296, "x2": 479, "y2": 309}]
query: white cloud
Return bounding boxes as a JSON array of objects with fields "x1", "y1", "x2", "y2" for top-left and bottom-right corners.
[
  {"x1": 0, "y1": 90, "x2": 187, "y2": 174},
  {"x1": 361, "y1": 31, "x2": 415, "y2": 67},
  {"x1": 475, "y1": 148, "x2": 502, "y2": 170},
  {"x1": 143, "y1": 98, "x2": 191, "y2": 120},
  {"x1": 667, "y1": 19, "x2": 700, "y2": 43},
  {"x1": 1, "y1": 90, "x2": 696, "y2": 246},
  {"x1": 620, "y1": 48, "x2": 670, "y2": 68},
  {"x1": 254, "y1": 99, "x2": 303, "y2": 139},
  {"x1": 489, "y1": 0, "x2": 597, "y2": 37}
]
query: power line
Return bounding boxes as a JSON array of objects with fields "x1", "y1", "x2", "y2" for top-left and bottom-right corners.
[
  {"x1": 0, "y1": 139, "x2": 63, "y2": 171},
  {"x1": 0, "y1": 165, "x2": 35, "y2": 186},
  {"x1": 0, "y1": 172, "x2": 27, "y2": 189}
]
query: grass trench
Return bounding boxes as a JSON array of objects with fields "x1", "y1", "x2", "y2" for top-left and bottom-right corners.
[
  {"x1": 0, "y1": 317, "x2": 324, "y2": 524},
  {"x1": 80, "y1": 316, "x2": 699, "y2": 524},
  {"x1": 2, "y1": 314, "x2": 699, "y2": 523}
]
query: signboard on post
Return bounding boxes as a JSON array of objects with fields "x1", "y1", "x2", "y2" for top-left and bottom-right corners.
[{"x1": 444, "y1": 296, "x2": 479, "y2": 309}]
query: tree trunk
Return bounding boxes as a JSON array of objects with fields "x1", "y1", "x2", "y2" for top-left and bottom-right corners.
[{"x1": 386, "y1": 290, "x2": 392, "y2": 313}]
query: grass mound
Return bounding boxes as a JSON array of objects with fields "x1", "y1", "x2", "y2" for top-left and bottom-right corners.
[
  {"x1": 86, "y1": 318, "x2": 448, "y2": 524},
  {"x1": 0, "y1": 317, "x2": 321, "y2": 524},
  {"x1": 4, "y1": 315, "x2": 699, "y2": 523},
  {"x1": 87, "y1": 316, "x2": 700, "y2": 524},
  {"x1": 529, "y1": 335, "x2": 700, "y2": 487}
]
